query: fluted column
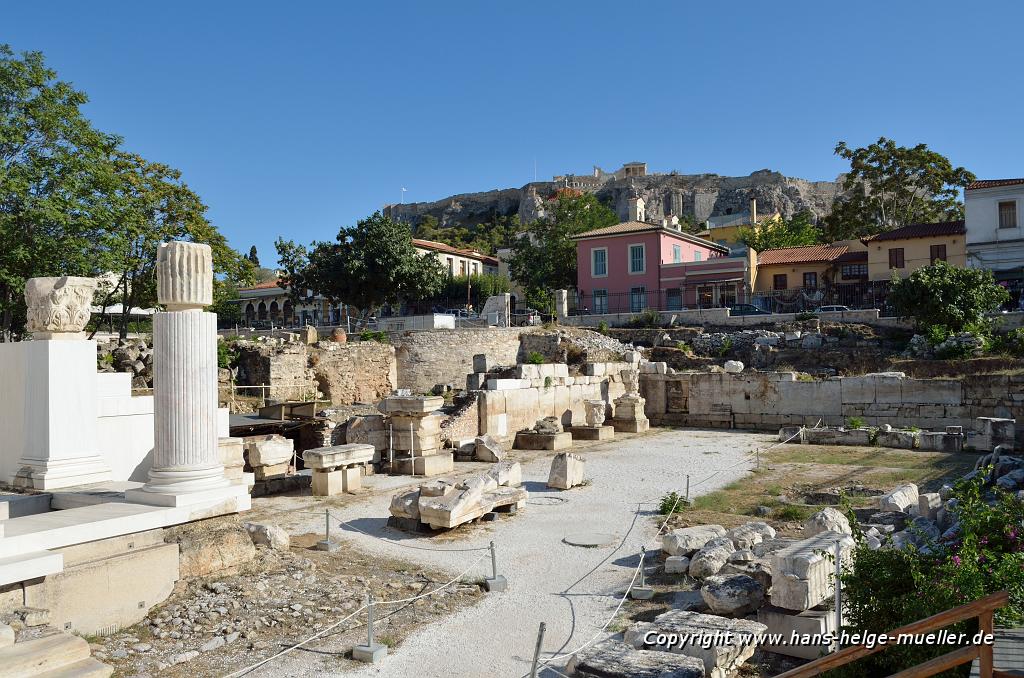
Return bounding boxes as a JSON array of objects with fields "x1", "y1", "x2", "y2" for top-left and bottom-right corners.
[{"x1": 133, "y1": 242, "x2": 229, "y2": 499}]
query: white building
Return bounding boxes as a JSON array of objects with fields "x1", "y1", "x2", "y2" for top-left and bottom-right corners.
[
  {"x1": 965, "y1": 178, "x2": 1024, "y2": 281},
  {"x1": 412, "y1": 239, "x2": 499, "y2": 277}
]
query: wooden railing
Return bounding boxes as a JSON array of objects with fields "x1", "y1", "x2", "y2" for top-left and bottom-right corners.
[{"x1": 775, "y1": 591, "x2": 1011, "y2": 678}]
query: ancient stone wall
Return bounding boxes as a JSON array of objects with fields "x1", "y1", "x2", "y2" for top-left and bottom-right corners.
[
  {"x1": 235, "y1": 343, "x2": 313, "y2": 400},
  {"x1": 391, "y1": 328, "x2": 531, "y2": 394},
  {"x1": 311, "y1": 342, "x2": 396, "y2": 405},
  {"x1": 641, "y1": 371, "x2": 1024, "y2": 442}
]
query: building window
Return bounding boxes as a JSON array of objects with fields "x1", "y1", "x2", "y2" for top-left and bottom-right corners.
[
  {"x1": 888, "y1": 248, "x2": 905, "y2": 269},
  {"x1": 999, "y1": 201, "x2": 1018, "y2": 229},
  {"x1": 697, "y1": 286, "x2": 714, "y2": 307},
  {"x1": 593, "y1": 289, "x2": 607, "y2": 314},
  {"x1": 720, "y1": 283, "x2": 738, "y2": 307},
  {"x1": 840, "y1": 263, "x2": 868, "y2": 280},
  {"x1": 666, "y1": 288, "x2": 682, "y2": 310},
  {"x1": 930, "y1": 244, "x2": 947, "y2": 263},
  {"x1": 447, "y1": 257, "x2": 454, "y2": 275},
  {"x1": 460, "y1": 260, "x2": 467, "y2": 275},
  {"x1": 672, "y1": 244, "x2": 681, "y2": 263},
  {"x1": 630, "y1": 286, "x2": 646, "y2": 312},
  {"x1": 629, "y1": 244, "x2": 645, "y2": 273},
  {"x1": 694, "y1": 251, "x2": 703, "y2": 262},
  {"x1": 591, "y1": 248, "x2": 607, "y2": 277},
  {"x1": 803, "y1": 272, "x2": 818, "y2": 288},
  {"x1": 773, "y1": 274, "x2": 787, "y2": 290}
]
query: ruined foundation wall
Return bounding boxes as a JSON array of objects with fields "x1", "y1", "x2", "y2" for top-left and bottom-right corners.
[
  {"x1": 642, "y1": 371, "x2": 1024, "y2": 437},
  {"x1": 311, "y1": 343, "x2": 396, "y2": 405},
  {"x1": 392, "y1": 328, "x2": 532, "y2": 394}
]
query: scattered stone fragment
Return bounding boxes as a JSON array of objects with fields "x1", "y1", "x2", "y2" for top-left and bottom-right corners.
[
  {"x1": 627, "y1": 610, "x2": 767, "y2": 678},
  {"x1": 474, "y1": 435, "x2": 505, "y2": 462},
  {"x1": 567, "y1": 639, "x2": 704, "y2": 678},
  {"x1": 244, "y1": 522, "x2": 290, "y2": 550},
  {"x1": 879, "y1": 483, "x2": 918, "y2": 513},
  {"x1": 547, "y1": 452, "x2": 585, "y2": 490},
  {"x1": 700, "y1": 574, "x2": 765, "y2": 617},
  {"x1": 803, "y1": 507, "x2": 852, "y2": 537},
  {"x1": 664, "y1": 556, "x2": 690, "y2": 574},
  {"x1": 662, "y1": 525, "x2": 726, "y2": 556}
]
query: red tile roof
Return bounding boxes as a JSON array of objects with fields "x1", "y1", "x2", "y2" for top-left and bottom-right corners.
[
  {"x1": 412, "y1": 239, "x2": 496, "y2": 264},
  {"x1": 756, "y1": 244, "x2": 850, "y2": 266},
  {"x1": 862, "y1": 220, "x2": 965, "y2": 243},
  {"x1": 571, "y1": 221, "x2": 729, "y2": 253},
  {"x1": 966, "y1": 178, "x2": 1024, "y2": 191},
  {"x1": 240, "y1": 279, "x2": 284, "y2": 291}
]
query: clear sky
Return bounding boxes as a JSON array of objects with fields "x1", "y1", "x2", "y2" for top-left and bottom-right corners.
[{"x1": 6, "y1": 1, "x2": 1022, "y2": 266}]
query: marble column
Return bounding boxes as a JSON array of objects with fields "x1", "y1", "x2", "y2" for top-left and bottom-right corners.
[
  {"x1": 8, "y1": 276, "x2": 112, "y2": 489},
  {"x1": 128, "y1": 242, "x2": 239, "y2": 506}
]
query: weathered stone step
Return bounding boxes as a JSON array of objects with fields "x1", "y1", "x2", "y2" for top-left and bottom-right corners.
[
  {"x1": 0, "y1": 633, "x2": 90, "y2": 677},
  {"x1": 34, "y1": 658, "x2": 113, "y2": 678}
]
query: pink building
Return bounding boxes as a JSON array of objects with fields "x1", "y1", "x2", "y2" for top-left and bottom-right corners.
[{"x1": 571, "y1": 197, "x2": 750, "y2": 313}]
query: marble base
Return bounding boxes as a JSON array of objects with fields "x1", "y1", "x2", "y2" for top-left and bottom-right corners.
[
  {"x1": 514, "y1": 431, "x2": 573, "y2": 450},
  {"x1": 392, "y1": 453, "x2": 453, "y2": 476},
  {"x1": 611, "y1": 419, "x2": 650, "y2": 433},
  {"x1": 12, "y1": 456, "x2": 112, "y2": 491},
  {"x1": 568, "y1": 426, "x2": 614, "y2": 441},
  {"x1": 125, "y1": 481, "x2": 248, "y2": 508}
]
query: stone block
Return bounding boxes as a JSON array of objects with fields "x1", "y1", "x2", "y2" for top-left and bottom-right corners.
[
  {"x1": 253, "y1": 462, "x2": 289, "y2": 480},
  {"x1": 567, "y1": 639, "x2": 704, "y2": 678},
  {"x1": 392, "y1": 453, "x2": 454, "y2": 476},
  {"x1": 626, "y1": 610, "x2": 767, "y2": 678},
  {"x1": 568, "y1": 425, "x2": 614, "y2": 441},
  {"x1": 611, "y1": 418, "x2": 650, "y2": 433},
  {"x1": 244, "y1": 434, "x2": 293, "y2": 467},
  {"x1": 700, "y1": 573, "x2": 764, "y2": 616},
  {"x1": 514, "y1": 431, "x2": 573, "y2": 450},
  {"x1": 757, "y1": 606, "x2": 836, "y2": 660},
  {"x1": 302, "y1": 443, "x2": 374, "y2": 469},
  {"x1": 662, "y1": 525, "x2": 726, "y2": 556},
  {"x1": 341, "y1": 466, "x2": 361, "y2": 493},
  {"x1": 877, "y1": 430, "x2": 917, "y2": 449},
  {"x1": 879, "y1": 483, "x2": 918, "y2": 512},
  {"x1": 472, "y1": 353, "x2": 491, "y2": 373},
  {"x1": 770, "y1": 532, "x2": 854, "y2": 611},
  {"x1": 835, "y1": 428, "x2": 871, "y2": 446},
  {"x1": 689, "y1": 543, "x2": 733, "y2": 578},
  {"x1": 547, "y1": 452, "x2": 585, "y2": 489},
  {"x1": 487, "y1": 461, "x2": 522, "y2": 487},
  {"x1": 378, "y1": 395, "x2": 445, "y2": 414},
  {"x1": 803, "y1": 507, "x2": 851, "y2": 537},
  {"x1": 918, "y1": 492, "x2": 941, "y2": 520},
  {"x1": 474, "y1": 435, "x2": 505, "y2": 462},
  {"x1": 485, "y1": 378, "x2": 530, "y2": 390},
  {"x1": 665, "y1": 556, "x2": 691, "y2": 573},
  {"x1": 311, "y1": 469, "x2": 343, "y2": 496},
  {"x1": 466, "y1": 372, "x2": 487, "y2": 390}
]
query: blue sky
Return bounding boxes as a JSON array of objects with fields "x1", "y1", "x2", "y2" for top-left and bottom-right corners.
[{"x1": 6, "y1": 1, "x2": 1022, "y2": 266}]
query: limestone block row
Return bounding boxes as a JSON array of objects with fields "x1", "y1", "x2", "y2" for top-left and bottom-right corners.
[{"x1": 514, "y1": 363, "x2": 569, "y2": 379}]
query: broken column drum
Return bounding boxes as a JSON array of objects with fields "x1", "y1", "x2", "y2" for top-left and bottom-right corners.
[{"x1": 139, "y1": 242, "x2": 228, "y2": 496}]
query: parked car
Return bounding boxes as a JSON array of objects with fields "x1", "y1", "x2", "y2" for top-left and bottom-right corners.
[
  {"x1": 727, "y1": 303, "x2": 771, "y2": 316},
  {"x1": 818, "y1": 305, "x2": 851, "y2": 312},
  {"x1": 511, "y1": 308, "x2": 541, "y2": 326}
]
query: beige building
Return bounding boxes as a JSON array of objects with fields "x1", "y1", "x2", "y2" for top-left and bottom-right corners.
[
  {"x1": 412, "y1": 239, "x2": 499, "y2": 277},
  {"x1": 752, "y1": 241, "x2": 866, "y2": 291},
  {"x1": 860, "y1": 220, "x2": 966, "y2": 281}
]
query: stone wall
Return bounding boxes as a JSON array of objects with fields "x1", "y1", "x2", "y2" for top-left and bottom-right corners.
[
  {"x1": 641, "y1": 370, "x2": 1024, "y2": 443},
  {"x1": 311, "y1": 342, "x2": 396, "y2": 405},
  {"x1": 391, "y1": 328, "x2": 532, "y2": 394},
  {"x1": 477, "y1": 364, "x2": 629, "y2": 441},
  {"x1": 564, "y1": 308, "x2": 911, "y2": 330}
]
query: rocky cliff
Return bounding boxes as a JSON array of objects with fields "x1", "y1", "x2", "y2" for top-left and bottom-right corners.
[{"x1": 384, "y1": 169, "x2": 843, "y2": 230}]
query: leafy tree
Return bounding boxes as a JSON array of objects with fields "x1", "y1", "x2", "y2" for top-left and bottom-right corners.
[
  {"x1": 888, "y1": 261, "x2": 1008, "y2": 333},
  {"x1": 276, "y1": 212, "x2": 446, "y2": 315},
  {"x1": 0, "y1": 44, "x2": 120, "y2": 339},
  {"x1": 247, "y1": 245, "x2": 260, "y2": 267},
  {"x1": 414, "y1": 214, "x2": 520, "y2": 256},
  {"x1": 738, "y1": 210, "x2": 822, "y2": 251},
  {"x1": 95, "y1": 152, "x2": 254, "y2": 339},
  {"x1": 824, "y1": 137, "x2": 976, "y2": 241},
  {"x1": 431, "y1": 273, "x2": 511, "y2": 308},
  {"x1": 509, "y1": 191, "x2": 617, "y2": 311}
]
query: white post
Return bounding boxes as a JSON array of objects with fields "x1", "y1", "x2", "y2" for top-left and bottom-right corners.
[{"x1": 833, "y1": 540, "x2": 842, "y2": 650}]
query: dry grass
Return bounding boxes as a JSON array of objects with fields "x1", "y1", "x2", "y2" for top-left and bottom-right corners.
[{"x1": 666, "y1": 443, "x2": 978, "y2": 537}]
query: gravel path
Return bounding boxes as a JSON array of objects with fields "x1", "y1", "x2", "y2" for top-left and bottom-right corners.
[{"x1": 252, "y1": 428, "x2": 774, "y2": 678}]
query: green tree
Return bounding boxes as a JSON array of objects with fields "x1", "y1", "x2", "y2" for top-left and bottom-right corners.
[
  {"x1": 824, "y1": 137, "x2": 976, "y2": 241},
  {"x1": 738, "y1": 210, "x2": 822, "y2": 251},
  {"x1": 0, "y1": 45, "x2": 121, "y2": 339},
  {"x1": 247, "y1": 245, "x2": 260, "y2": 267},
  {"x1": 276, "y1": 211, "x2": 446, "y2": 315},
  {"x1": 888, "y1": 261, "x2": 1008, "y2": 333},
  {"x1": 96, "y1": 152, "x2": 254, "y2": 339},
  {"x1": 509, "y1": 192, "x2": 617, "y2": 310}
]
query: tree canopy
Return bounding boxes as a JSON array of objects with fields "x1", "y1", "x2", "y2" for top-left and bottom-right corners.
[
  {"x1": 738, "y1": 210, "x2": 822, "y2": 252},
  {"x1": 415, "y1": 214, "x2": 520, "y2": 256},
  {"x1": 888, "y1": 261, "x2": 1008, "y2": 333},
  {"x1": 509, "y1": 191, "x2": 617, "y2": 310},
  {"x1": 0, "y1": 44, "x2": 251, "y2": 339},
  {"x1": 275, "y1": 212, "x2": 446, "y2": 313},
  {"x1": 824, "y1": 137, "x2": 976, "y2": 241}
]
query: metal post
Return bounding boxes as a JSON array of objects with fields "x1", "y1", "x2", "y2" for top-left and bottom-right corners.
[
  {"x1": 409, "y1": 421, "x2": 415, "y2": 477},
  {"x1": 630, "y1": 546, "x2": 653, "y2": 599},
  {"x1": 484, "y1": 540, "x2": 507, "y2": 591},
  {"x1": 833, "y1": 541, "x2": 842, "y2": 649},
  {"x1": 366, "y1": 592, "x2": 374, "y2": 647},
  {"x1": 529, "y1": 622, "x2": 546, "y2": 678},
  {"x1": 388, "y1": 422, "x2": 393, "y2": 473},
  {"x1": 315, "y1": 508, "x2": 340, "y2": 551},
  {"x1": 490, "y1": 541, "x2": 497, "y2": 579},
  {"x1": 685, "y1": 474, "x2": 690, "y2": 505},
  {"x1": 638, "y1": 546, "x2": 646, "y2": 588}
]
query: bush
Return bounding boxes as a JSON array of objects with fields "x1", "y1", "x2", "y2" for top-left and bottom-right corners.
[
  {"x1": 359, "y1": 330, "x2": 390, "y2": 343},
  {"x1": 846, "y1": 416, "x2": 865, "y2": 429},
  {"x1": 658, "y1": 490, "x2": 689, "y2": 515},
  {"x1": 596, "y1": 320, "x2": 609, "y2": 334},
  {"x1": 526, "y1": 351, "x2": 545, "y2": 364},
  {"x1": 991, "y1": 328, "x2": 1024, "y2": 357},
  {"x1": 629, "y1": 309, "x2": 663, "y2": 329},
  {"x1": 796, "y1": 311, "x2": 818, "y2": 321},
  {"x1": 217, "y1": 339, "x2": 239, "y2": 370},
  {"x1": 836, "y1": 472, "x2": 1024, "y2": 675},
  {"x1": 889, "y1": 261, "x2": 1008, "y2": 334},
  {"x1": 715, "y1": 337, "x2": 733, "y2": 358}
]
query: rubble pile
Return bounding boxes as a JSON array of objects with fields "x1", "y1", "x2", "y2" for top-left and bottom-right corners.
[
  {"x1": 389, "y1": 462, "x2": 527, "y2": 530},
  {"x1": 96, "y1": 338, "x2": 154, "y2": 388}
]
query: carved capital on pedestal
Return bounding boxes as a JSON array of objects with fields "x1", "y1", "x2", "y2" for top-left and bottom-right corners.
[
  {"x1": 157, "y1": 241, "x2": 213, "y2": 311},
  {"x1": 24, "y1": 276, "x2": 97, "y2": 339},
  {"x1": 620, "y1": 368, "x2": 640, "y2": 396}
]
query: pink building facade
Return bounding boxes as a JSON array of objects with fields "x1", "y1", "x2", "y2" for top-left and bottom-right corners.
[{"x1": 571, "y1": 203, "x2": 748, "y2": 313}]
